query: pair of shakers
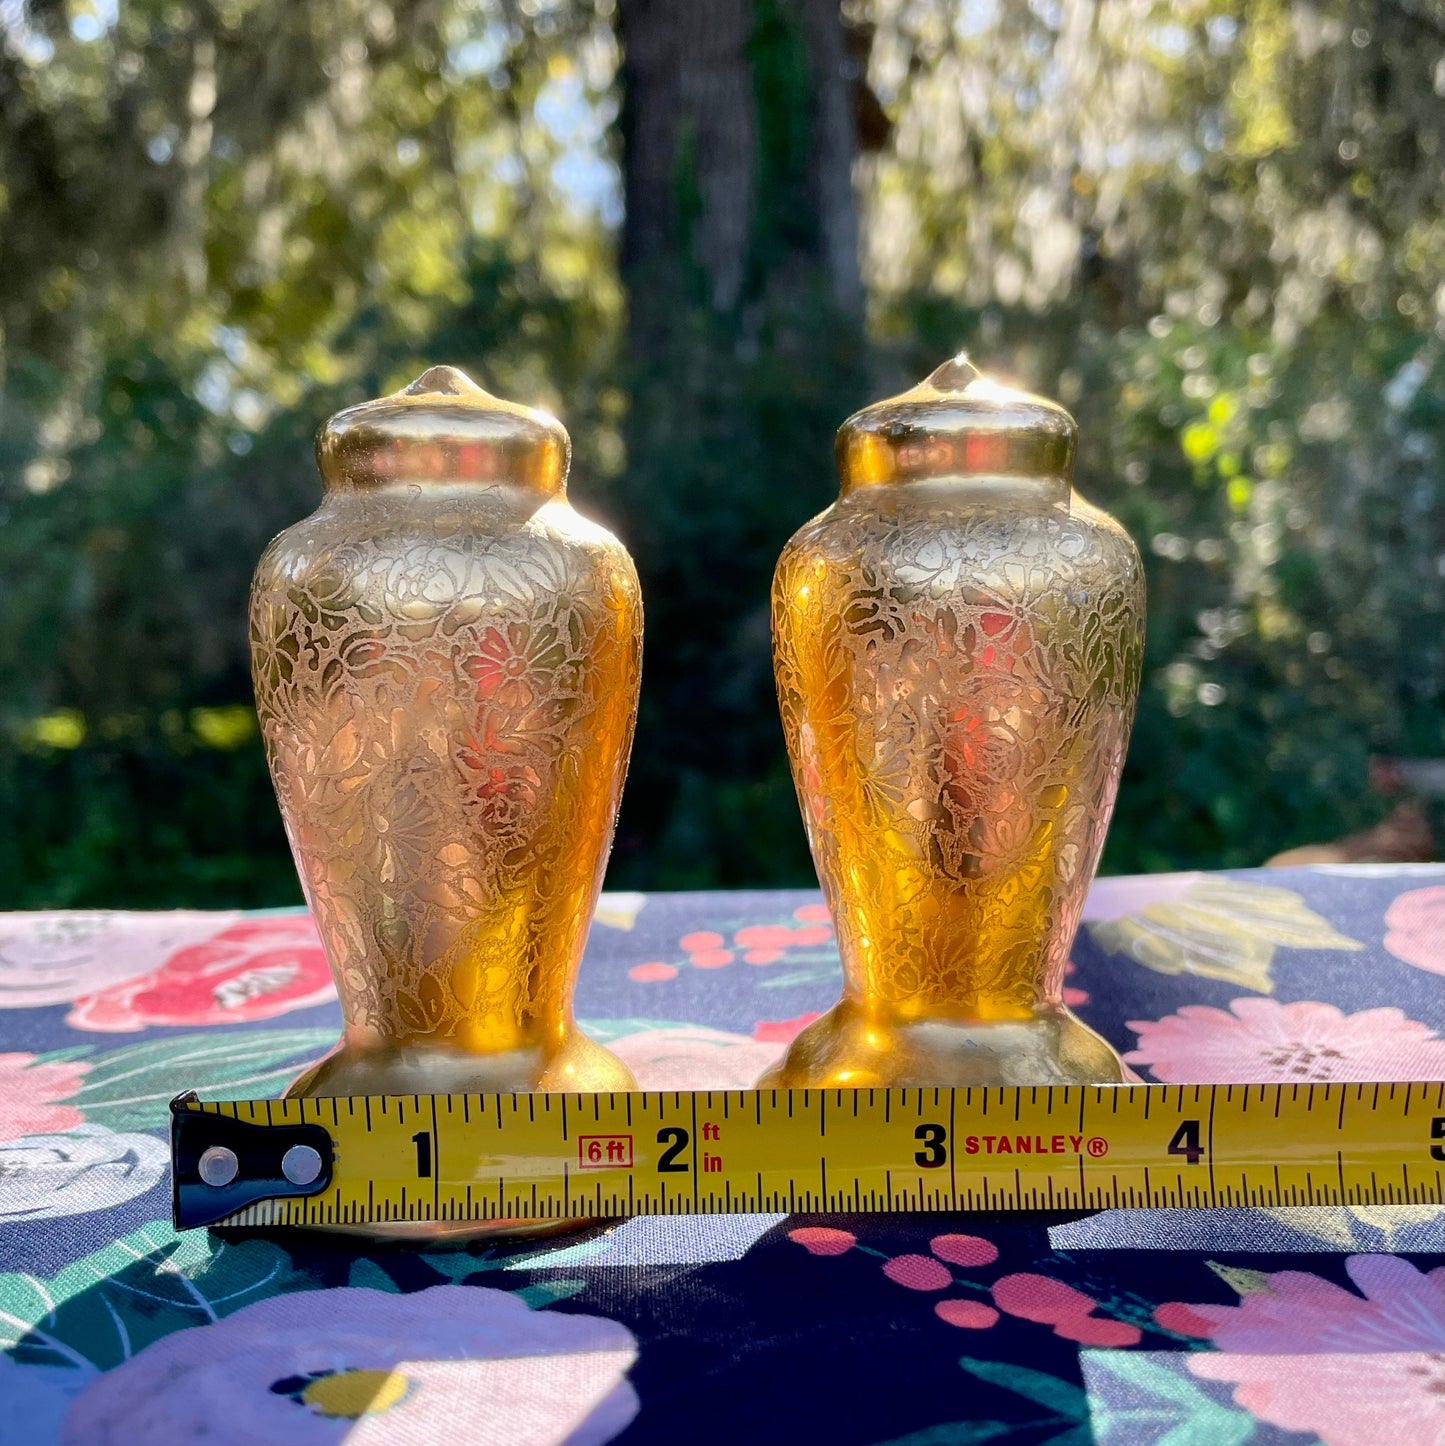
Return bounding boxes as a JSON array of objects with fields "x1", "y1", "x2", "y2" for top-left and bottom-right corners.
[{"x1": 250, "y1": 359, "x2": 1146, "y2": 1168}]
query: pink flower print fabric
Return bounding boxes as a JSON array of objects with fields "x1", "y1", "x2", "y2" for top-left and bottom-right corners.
[
  {"x1": 66, "y1": 915, "x2": 336, "y2": 1031},
  {"x1": 0, "y1": 1053, "x2": 90, "y2": 1141},
  {"x1": 1162, "y1": 1255, "x2": 1445, "y2": 1446},
  {"x1": 1125, "y1": 997, "x2": 1445, "y2": 1083},
  {"x1": 0, "y1": 864, "x2": 1440, "y2": 1446},
  {"x1": 1383, "y1": 885, "x2": 1445, "y2": 975}
]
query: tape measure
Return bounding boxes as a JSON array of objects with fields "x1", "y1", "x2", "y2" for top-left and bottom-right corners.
[{"x1": 170, "y1": 1082, "x2": 1445, "y2": 1230}]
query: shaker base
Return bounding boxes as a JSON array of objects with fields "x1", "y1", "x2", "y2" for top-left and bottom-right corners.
[
  {"x1": 283, "y1": 1033, "x2": 636, "y2": 1243},
  {"x1": 756, "y1": 999, "x2": 1135, "y2": 1088}
]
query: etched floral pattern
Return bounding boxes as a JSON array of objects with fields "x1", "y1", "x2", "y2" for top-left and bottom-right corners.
[
  {"x1": 769, "y1": 475, "x2": 1144, "y2": 1082},
  {"x1": 250, "y1": 480, "x2": 643, "y2": 1059}
]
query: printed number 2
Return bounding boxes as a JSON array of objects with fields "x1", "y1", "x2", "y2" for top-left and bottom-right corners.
[
  {"x1": 914, "y1": 1123, "x2": 948, "y2": 1169},
  {"x1": 656, "y1": 1126, "x2": 690, "y2": 1173},
  {"x1": 412, "y1": 1131, "x2": 432, "y2": 1178},
  {"x1": 1168, "y1": 1119, "x2": 1204, "y2": 1165}
]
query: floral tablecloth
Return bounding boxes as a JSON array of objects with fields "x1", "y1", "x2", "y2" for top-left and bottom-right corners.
[{"x1": 1, "y1": 864, "x2": 1442, "y2": 1446}]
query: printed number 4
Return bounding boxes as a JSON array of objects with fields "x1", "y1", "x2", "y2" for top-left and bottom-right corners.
[{"x1": 1168, "y1": 1119, "x2": 1204, "y2": 1165}]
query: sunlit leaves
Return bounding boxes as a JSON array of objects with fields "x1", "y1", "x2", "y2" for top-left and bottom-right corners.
[{"x1": 1229, "y1": 0, "x2": 1299, "y2": 158}]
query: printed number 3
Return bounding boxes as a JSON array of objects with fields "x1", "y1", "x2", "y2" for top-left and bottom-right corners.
[{"x1": 914, "y1": 1122, "x2": 948, "y2": 1168}]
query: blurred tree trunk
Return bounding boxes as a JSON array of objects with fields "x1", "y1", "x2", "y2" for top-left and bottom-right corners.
[
  {"x1": 619, "y1": 0, "x2": 756, "y2": 321},
  {"x1": 611, "y1": 0, "x2": 868, "y2": 885},
  {"x1": 617, "y1": 0, "x2": 861, "y2": 328}
]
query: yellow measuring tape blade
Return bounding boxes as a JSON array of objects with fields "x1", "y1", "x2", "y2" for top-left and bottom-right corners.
[
  {"x1": 174, "y1": 1082, "x2": 1445, "y2": 1229},
  {"x1": 172, "y1": 1081, "x2": 1445, "y2": 1226}
]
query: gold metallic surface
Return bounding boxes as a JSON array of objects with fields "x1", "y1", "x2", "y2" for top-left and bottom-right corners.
[
  {"x1": 250, "y1": 367, "x2": 641, "y2": 1235},
  {"x1": 762, "y1": 357, "x2": 1145, "y2": 1088}
]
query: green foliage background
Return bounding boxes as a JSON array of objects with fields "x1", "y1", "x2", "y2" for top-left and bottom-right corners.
[{"x1": 0, "y1": 0, "x2": 1440, "y2": 907}]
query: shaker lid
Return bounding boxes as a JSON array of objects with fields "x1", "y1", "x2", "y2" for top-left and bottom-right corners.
[
  {"x1": 316, "y1": 365, "x2": 570, "y2": 495},
  {"x1": 836, "y1": 354, "x2": 1076, "y2": 491}
]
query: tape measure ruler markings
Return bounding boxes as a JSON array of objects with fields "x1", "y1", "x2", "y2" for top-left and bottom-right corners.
[{"x1": 170, "y1": 1081, "x2": 1445, "y2": 1229}]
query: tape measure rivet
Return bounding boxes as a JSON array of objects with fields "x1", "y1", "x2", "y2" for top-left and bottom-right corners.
[
  {"x1": 198, "y1": 1146, "x2": 239, "y2": 1188},
  {"x1": 282, "y1": 1144, "x2": 323, "y2": 1187}
]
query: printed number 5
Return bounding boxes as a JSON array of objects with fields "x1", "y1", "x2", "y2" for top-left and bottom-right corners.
[
  {"x1": 1431, "y1": 1116, "x2": 1445, "y2": 1163},
  {"x1": 914, "y1": 1123, "x2": 948, "y2": 1169}
]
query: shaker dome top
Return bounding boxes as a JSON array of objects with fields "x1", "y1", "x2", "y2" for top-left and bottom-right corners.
[
  {"x1": 316, "y1": 365, "x2": 570, "y2": 495},
  {"x1": 835, "y1": 354, "x2": 1076, "y2": 492}
]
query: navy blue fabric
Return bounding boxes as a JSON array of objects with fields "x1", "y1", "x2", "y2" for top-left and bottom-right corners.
[{"x1": 0, "y1": 865, "x2": 1441, "y2": 1445}]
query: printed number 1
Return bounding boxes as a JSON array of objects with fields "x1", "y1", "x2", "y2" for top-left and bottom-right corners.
[
  {"x1": 413, "y1": 1131, "x2": 432, "y2": 1178},
  {"x1": 1167, "y1": 1119, "x2": 1204, "y2": 1165}
]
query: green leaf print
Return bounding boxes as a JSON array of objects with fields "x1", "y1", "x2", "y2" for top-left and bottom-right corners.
[
  {"x1": 956, "y1": 1356, "x2": 1088, "y2": 1420},
  {"x1": 0, "y1": 1221, "x2": 305, "y2": 1372},
  {"x1": 1081, "y1": 1350, "x2": 1255, "y2": 1446},
  {"x1": 513, "y1": 1279, "x2": 588, "y2": 1309},
  {"x1": 870, "y1": 1422, "x2": 1016, "y2": 1445},
  {"x1": 65, "y1": 1029, "x2": 336, "y2": 1131}
]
